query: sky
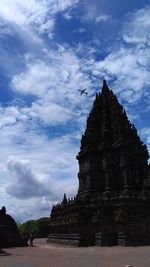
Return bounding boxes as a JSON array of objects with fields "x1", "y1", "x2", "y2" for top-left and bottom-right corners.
[{"x1": 0, "y1": 0, "x2": 149, "y2": 222}]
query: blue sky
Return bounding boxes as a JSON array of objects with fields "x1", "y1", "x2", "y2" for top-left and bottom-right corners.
[{"x1": 0, "y1": 0, "x2": 149, "y2": 222}]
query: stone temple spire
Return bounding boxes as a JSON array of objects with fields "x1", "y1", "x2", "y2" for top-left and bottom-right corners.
[
  {"x1": 77, "y1": 80, "x2": 149, "y2": 197},
  {"x1": 101, "y1": 79, "x2": 109, "y2": 93}
]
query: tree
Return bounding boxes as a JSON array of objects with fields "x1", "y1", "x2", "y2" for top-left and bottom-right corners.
[{"x1": 18, "y1": 217, "x2": 49, "y2": 238}]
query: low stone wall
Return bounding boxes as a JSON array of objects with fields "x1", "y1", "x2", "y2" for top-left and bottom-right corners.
[{"x1": 47, "y1": 233, "x2": 79, "y2": 246}]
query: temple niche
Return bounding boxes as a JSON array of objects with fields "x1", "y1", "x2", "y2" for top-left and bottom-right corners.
[
  {"x1": 0, "y1": 206, "x2": 26, "y2": 248},
  {"x1": 48, "y1": 80, "x2": 150, "y2": 246}
]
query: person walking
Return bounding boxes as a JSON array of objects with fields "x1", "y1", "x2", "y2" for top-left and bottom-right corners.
[{"x1": 29, "y1": 233, "x2": 34, "y2": 247}]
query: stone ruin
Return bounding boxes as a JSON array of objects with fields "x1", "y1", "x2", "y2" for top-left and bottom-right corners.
[
  {"x1": 0, "y1": 206, "x2": 26, "y2": 248},
  {"x1": 48, "y1": 80, "x2": 150, "y2": 246}
]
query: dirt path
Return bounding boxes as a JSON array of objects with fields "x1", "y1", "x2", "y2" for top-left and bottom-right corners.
[{"x1": 0, "y1": 238, "x2": 150, "y2": 267}]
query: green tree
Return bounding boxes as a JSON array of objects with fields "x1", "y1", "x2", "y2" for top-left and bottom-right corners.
[{"x1": 18, "y1": 217, "x2": 49, "y2": 238}]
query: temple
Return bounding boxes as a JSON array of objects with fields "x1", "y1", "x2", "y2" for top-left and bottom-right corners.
[
  {"x1": 48, "y1": 80, "x2": 150, "y2": 246},
  {"x1": 0, "y1": 206, "x2": 26, "y2": 248}
]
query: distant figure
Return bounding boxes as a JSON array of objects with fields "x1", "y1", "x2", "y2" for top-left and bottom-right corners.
[
  {"x1": 79, "y1": 89, "x2": 88, "y2": 95},
  {"x1": 24, "y1": 233, "x2": 29, "y2": 246},
  {"x1": 29, "y1": 233, "x2": 34, "y2": 247}
]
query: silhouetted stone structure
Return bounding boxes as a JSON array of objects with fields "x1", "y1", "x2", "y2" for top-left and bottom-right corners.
[
  {"x1": 0, "y1": 206, "x2": 26, "y2": 248},
  {"x1": 48, "y1": 80, "x2": 150, "y2": 246}
]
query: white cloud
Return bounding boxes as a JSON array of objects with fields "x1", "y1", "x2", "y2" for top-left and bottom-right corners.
[
  {"x1": 123, "y1": 6, "x2": 150, "y2": 45},
  {"x1": 0, "y1": 119, "x2": 79, "y2": 181},
  {"x1": 0, "y1": 117, "x2": 79, "y2": 220},
  {"x1": 140, "y1": 128, "x2": 150, "y2": 144},
  {"x1": 77, "y1": 28, "x2": 87, "y2": 33},
  {"x1": 11, "y1": 47, "x2": 92, "y2": 98},
  {"x1": 0, "y1": 106, "x2": 27, "y2": 129},
  {"x1": 83, "y1": 12, "x2": 111, "y2": 24},
  {"x1": 63, "y1": 11, "x2": 72, "y2": 20},
  {"x1": 7, "y1": 196, "x2": 52, "y2": 222},
  {"x1": 95, "y1": 14, "x2": 111, "y2": 23},
  {"x1": 88, "y1": 6, "x2": 150, "y2": 104},
  {"x1": 6, "y1": 156, "x2": 52, "y2": 199},
  {"x1": 28, "y1": 101, "x2": 71, "y2": 125},
  {"x1": 81, "y1": 1, "x2": 111, "y2": 24},
  {"x1": 11, "y1": 59, "x2": 55, "y2": 96},
  {"x1": 92, "y1": 47, "x2": 149, "y2": 102},
  {"x1": 49, "y1": 0, "x2": 79, "y2": 14},
  {"x1": 0, "y1": 0, "x2": 50, "y2": 42},
  {"x1": 0, "y1": 0, "x2": 79, "y2": 39},
  {"x1": 38, "y1": 19, "x2": 55, "y2": 39},
  {"x1": 10, "y1": 46, "x2": 93, "y2": 127}
]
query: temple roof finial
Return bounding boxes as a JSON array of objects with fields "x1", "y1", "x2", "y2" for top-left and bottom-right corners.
[
  {"x1": 102, "y1": 79, "x2": 109, "y2": 94},
  {"x1": 103, "y1": 79, "x2": 107, "y2": 86},
  {"x1": 62, "y1": 193, "x2": 67, "y2": 204}
]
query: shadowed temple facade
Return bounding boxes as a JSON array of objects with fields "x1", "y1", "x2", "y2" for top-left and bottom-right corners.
[{"x1": 48, "y1": 80, "x2": 150, "y2": 246}]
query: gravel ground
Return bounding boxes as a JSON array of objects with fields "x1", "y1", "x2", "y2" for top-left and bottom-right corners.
[{"x1": 0, "y1": 238, "x2": 150, "y2": 267}]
